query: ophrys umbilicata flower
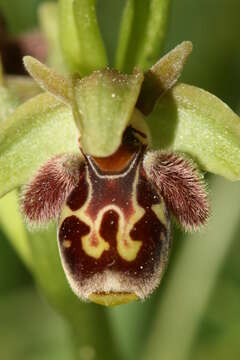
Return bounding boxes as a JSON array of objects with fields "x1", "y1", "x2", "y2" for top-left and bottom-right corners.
[{"x1": 0, "y1": 1, "x2": 240, "y2": 307}]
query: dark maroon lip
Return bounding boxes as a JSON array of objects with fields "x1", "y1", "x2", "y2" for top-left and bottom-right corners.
[{"x1": 59, "y1": 152, "x2": 170, "y2": 284}]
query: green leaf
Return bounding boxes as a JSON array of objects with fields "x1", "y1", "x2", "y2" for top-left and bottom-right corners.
[
  {"x1": 137, "y1": 41, "x2": 193, "y2": 115},
  {"x1": 0, "y1": 93, "x2": 78, "y2": 198},
  {"x1": 148, "y1": 83, "x2": 240, "y2": 180},
  {"x1": 73, "y1": 0, "x2": 108, "y2": 75},
  {"x1": 59, "y1": 0, "x2": 108, "y2": 75},
  {"x1": 58, "y1": 0, "x2": 82, "y2": 74},
  {"x1": 38, "y1": 2, "x2": 66, "y2": 73},
  {"x1": 115, "y1": 0, "x2": 171, "y2": 73},
  {"x1": 0, "y1": 191, "x2": 32, "y2": 270},
  {"x1": 73, "y1": 68, "x2": 144, "y2": 156},
  {"x1": 0, "y1": 79, "x2": 32, "y2": 269}
]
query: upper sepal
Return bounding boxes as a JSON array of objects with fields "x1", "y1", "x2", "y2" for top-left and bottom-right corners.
[
  {"x1": 147, "y1": 83, "x2": 240, "y2": 181},
  {"x1": 73, "y1": 68, "x2": 144, "y2": 157}
]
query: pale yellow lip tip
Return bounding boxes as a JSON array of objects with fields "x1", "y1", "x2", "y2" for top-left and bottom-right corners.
[{"x1": 88, "y1": 292, "x2": 138, "y2": 307}]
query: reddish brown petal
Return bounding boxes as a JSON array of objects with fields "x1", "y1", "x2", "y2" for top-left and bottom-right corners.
[
  {"x1": 21, "y1": 154, "x2": 84, "y2": 226},
  {"x1": 143, "y1": 151, "x2": 209, "y2": 231}
]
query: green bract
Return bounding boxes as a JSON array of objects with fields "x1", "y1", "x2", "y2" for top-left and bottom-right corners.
[{"x1": 148, "y1": 83, "x2": 240, "y2": 181}]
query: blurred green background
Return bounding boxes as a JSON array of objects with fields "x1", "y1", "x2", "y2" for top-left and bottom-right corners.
[{"x1": 0, "y1": 0, "x2": 240, "y2": 359}]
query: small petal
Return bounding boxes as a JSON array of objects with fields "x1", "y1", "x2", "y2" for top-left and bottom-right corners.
[
  {"x1": 137, "y1": 41, "x2": 193, "y2": 115},
  {"x1": 23, "y1": 56, "x2": 71, "y2": 105},
  {"x1": 21, "y1": 154, "x2": 83, "y2": 226},
  {"x1": 143, "y1": 151, "x2": 209, "y2": 231}
]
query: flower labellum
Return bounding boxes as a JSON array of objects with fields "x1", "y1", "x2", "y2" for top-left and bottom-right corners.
[{"x1": 21, "y1": 54, "x2": 209, "y2": 306}]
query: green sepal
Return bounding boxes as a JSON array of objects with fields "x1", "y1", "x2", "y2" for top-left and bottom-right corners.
[
  {"x1": 73, "y1": 0, "x2": 108, "y2": 75},
  {"x1": 115, "y1": 0, "x2": 171, "y2": 73},
  {"x1": 148, "y1": 83, "x2": 240, "y2": 180},
  {"x1": 38, "y1": 2, "x2": 66, "y2": 73},
  {"x1": 0, "y1": 93, "x2": 78, "y2": 198},
  {"x1": 137, "y1": 41, "x2": 193, "y2": 115},
  {"x1": 73, "y1": 68, "x2": 144, "y2": 157}
]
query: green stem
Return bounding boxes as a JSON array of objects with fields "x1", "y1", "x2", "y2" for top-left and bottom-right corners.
[
  {"x1": 0, "y1": 191, "x2": 32, "y2": 270},
  {"x1": 142, "y1": 176, "x2": 240, "y2": 360},
  {"x1": 71, "y1": 307, "x2": 122, "y2": 360}
]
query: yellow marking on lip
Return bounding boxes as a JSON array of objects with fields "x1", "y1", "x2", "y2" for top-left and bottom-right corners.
[
  {"x1": 88, "y1": 292, "x2": 138, "y2": 306},
  {"x1": 63, "y1": 240, "x2": 72, "y2": 248},
  {"x1": 82, "y1": 231, "x2": 110, "y2": 259},
  {"x1": 117, "y1": 236, "x2": 142, "y2": 261},
  {"x1": 59, "y1": 168, "x2": 110, "y2": 259},
  {"x1": 117, "y1": 204, "x2": 143, "y2": 261},
  {"x1": 117, "y1": 166, "x2": 143, "y2": 262},
  {"x1": 151, "y1": 202, "x2": 168, "y2": 228}
]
